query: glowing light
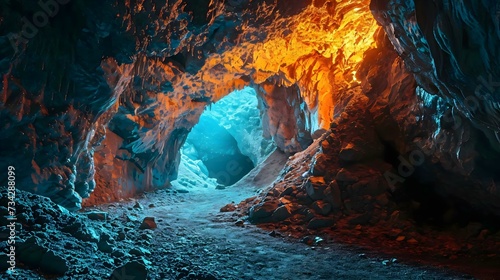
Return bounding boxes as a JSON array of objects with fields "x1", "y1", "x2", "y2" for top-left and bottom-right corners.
[{"x1": 171, "y1": 0, "x2": 378, "y2": 129}]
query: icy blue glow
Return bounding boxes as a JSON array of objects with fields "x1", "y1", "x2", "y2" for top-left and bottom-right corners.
[{"x1": 172, "y1": 87, "x2": 274, "y2": 190}]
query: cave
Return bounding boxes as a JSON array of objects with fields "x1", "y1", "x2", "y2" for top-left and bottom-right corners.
[
  {"x1": 174, "y1": 87, "x2": 273, "y2": 189},
  {"x1": 1, "y1": 0, "x2": 500, "y2": 279}
]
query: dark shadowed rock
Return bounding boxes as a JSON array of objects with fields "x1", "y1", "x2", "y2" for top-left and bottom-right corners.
[
  {"x1": 305, "y1": 176, "x2": 329, "y2": 201},
  {"x1": 307, "y1": 217, "x2": 335, "y2": 229},
  {"x1": 84, "y1": 211, "x2": 108, "y2": 221},
  {"x1": 272, "y1": 205, "x2": 293, "y2": 221},
  {"x1": 311, "y1": 200, "x2": 332, "y2": 216},
  {"x1": 249, "y1": 200, "x2": 279, "y2": 221},
  {"x1": 339, "y1": 142, "x2": 364, "y2": 162},
  {"x1": 110, "y1": 260, "x2": 147, "y2": 280},
  {"x1": 17, "y1": 237, "x2": 47, "y2": 268},
  {"x1": 139, "y1": 217, "x2": 157, "y2": 230},
  {"x1": 39, "y1": 250, "x2": 68, "y2": 275}
]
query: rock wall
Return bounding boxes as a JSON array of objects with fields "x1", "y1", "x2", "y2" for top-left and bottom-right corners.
[
  {"x1": 248, "y1": 1, "x2": 500, "y2": 230},
  {"x1": 369, "y1": 0, "x2": 500, "y2": 217},
  {"x1": 1, "y1": 0, "x2": 379, "y2": 208},
  {"x1": 4, "y1": 0, "x2": 498, "y2": 218}
]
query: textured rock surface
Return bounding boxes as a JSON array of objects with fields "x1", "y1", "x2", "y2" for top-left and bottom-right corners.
[
  {"x1": 0, "y1": 0, "x2": 499, "y2": 256},
  {"x1": 1, "y1": 0, "x2": 378, "y2": 208},
  {"x1": 369, "y1": 0, "x2": 500, "y2": 217}
]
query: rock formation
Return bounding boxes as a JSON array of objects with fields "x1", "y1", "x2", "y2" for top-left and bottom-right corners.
[{"x1": 1, "y1": 0, "x2": 499, "y2": 256}]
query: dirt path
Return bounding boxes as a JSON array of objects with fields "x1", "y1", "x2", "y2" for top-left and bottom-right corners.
[
  {"x1": 0, "y1": 150, "x2": 474, "y2": 279},
  {"x1": 107, "y1": 151, "x2": 473, "y2": 279},
  {"x1": 117, "y1": 183, "x2": 470, "y2": 280}
]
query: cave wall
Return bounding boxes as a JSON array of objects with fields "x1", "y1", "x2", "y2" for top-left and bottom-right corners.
[
  {"x1": 3, "y1": 0, "x2": 499, "y2": 216},
  {"x1": 248, "y1": 0, "x2": 500, "y2": 226},
  {"x1": 369, "y1": 0, "x2": 500, "y2": 217},
  {"x1": 1, "y1": 0, "x2": 378, "y2": 208},
  {"x1": 370, "y1": 0, "x2": 500, "y2": 147}
]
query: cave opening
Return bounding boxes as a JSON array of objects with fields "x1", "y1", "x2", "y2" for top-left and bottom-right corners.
[{"x1": 172, "y1": 86, "x2": 275, "y2": 190}]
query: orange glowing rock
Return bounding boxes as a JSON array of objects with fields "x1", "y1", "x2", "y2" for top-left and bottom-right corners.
[{"x1": 173, "y1": 0, "x2": 378, "y2": 130}]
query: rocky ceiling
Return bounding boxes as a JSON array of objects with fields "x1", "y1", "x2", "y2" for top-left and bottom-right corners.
[{"x1": 1, "y1": 0, "x2": 500, "y2": 231}]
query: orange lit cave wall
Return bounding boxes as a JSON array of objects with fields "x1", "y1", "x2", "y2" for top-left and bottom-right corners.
[{"x1": 85, "y1": 0, "x2": 379, "y2": 205}]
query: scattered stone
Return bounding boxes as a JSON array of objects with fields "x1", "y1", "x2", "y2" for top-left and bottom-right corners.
[
  {"x1": 111, "y1": 250, "x2": 126, "y2": 258},
  {"x1": 249, "y1": 200, "x2": 279, "y2": 221},
  {"x1": 271, "y1": 205, "x2": 292, "y2": 221},
  {"x1": 234, "y1": 219, "x2": 244, "y2": 227},
  {"x1": 140, "y1": 232, "x2": 153, "y2": 241},
  {"x1": 129, "y1": 247, "x2": 151, "y2": 256},
  {"x1": 98, "y1": 240, "x2": 114, "y2": 253},
  {"x1": 148, "y1": 203, "x2": 155, "y2": 208},
  {"x1": 311, "y1": 201, "x2": 332, "y2": 216},
  {"x1": 220, "y1": 203, "x2": 237, "y2": 212},
  {"x1": 310, "y1": 154, "x2": 328, "y2": 176},
  {"x1": 396, "y1": 236, "x2": 406, "y2": 242},
  {"x1": 117, "y1": 230, "x2": 127, "y2": 241},
  {"x1": 110, "y1": 260, "x2": 147, "y2": 280},
  {"x1": 126, "y1": 214, "x2": 139, "y2": 222},
  {"x1": 328, "y1": 181, "x2": 343, "y2": 209},
  {"x1": 280, "y1": 186, "x2": 295, "y2": 197},
  {"x1": 85, "y1": 211, "x2": 108, "y2": 221},
  {"x1": 176, "y1": 188, "x2": 189, "y2": 193},
  {"x1": 39, "y1": 250, "x2": 68, "y2": 275},
  {"x1": 269, "y1": 230, "x2": 282, "y2": 237},
  {"x1": 381, "y1": 258, "x2": 398, "y2": 266},
  {"x1": 139, "y1": 217, "x2": 157, "y2": 230},
  {"x1": 305, "y1": 176, "x2": 329, "y2": 201},
  {"x1": 133, "y1": 202, "x2": 143, "y2": 210},
  {"x1": 307, "y1": 217, "x2": 335, "y2": 229},
  {"x1": 215, "y1": 185, "x2": 226, "y2": 190},
  {"x1": 300, "y1": 236, "x2": 324, "y2": 246},
  {"x1": 62, "y1": 221, "x2": 100, "y2": 243}
]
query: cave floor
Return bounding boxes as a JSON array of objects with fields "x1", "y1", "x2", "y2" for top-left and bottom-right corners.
[
  {"x1": 74, "y1": 150, "x2": 472, "y2": 279},
  {"x1": 1, "y1": 152, "x2": 483, "y2": 279},
  {"x1": 118, "y1": 187, "x2": 472, "y2": 279},
  {"x1": 78, "y1": 186, "x2": 477, "y2": 279}
]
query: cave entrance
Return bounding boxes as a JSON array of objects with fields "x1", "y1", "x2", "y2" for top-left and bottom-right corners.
[{"x1": 173, "y1": 87, "x2": 275, "y2": 190}]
